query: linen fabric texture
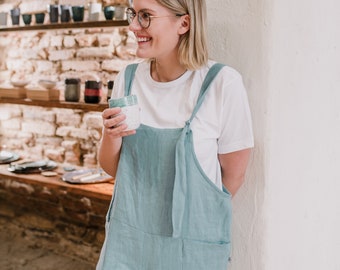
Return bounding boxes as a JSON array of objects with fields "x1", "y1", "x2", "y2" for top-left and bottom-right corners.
[
  {"x1": 97, "y1": 63, "x2": 234, "y2": 270},
  {"x1": 111, "y1": 60, "x2": 254, "y2": 190}
]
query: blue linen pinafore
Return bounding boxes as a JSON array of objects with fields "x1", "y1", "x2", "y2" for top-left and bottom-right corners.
[{"x1": 97, "y1": 63, "x2": 232, "y2": 270}]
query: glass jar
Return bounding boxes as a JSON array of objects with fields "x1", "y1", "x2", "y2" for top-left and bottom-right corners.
[
  {"x1": 65, "y1": 78, "x2": 81, "y2": 102},
  {"x1": 84, "y1": 80, "x2": 102, "y2": 103}
]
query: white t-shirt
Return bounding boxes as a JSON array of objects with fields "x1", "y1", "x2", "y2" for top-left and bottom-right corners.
[{"x1": 112, "y1": 60, "x2": 254, "y2": 190}]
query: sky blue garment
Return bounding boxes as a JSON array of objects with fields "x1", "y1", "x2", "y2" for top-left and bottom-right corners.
[{"x1": 97, "y1": 63, "x2": 232, "y2": 270}]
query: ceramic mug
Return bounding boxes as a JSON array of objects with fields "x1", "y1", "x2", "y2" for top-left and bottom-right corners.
[
  {"x1": 60, "y1": 5, "x2": 71, "y2": 22},
  {"x1": 22, "y1": 14, "x2": 32, "y2": 25},
  {"x1": 104, "y1": 6, "x2": 115, "y2": 20},
  {"x1": 0, "y1": 12, "x2": 7, "y2": 26},
  {"x1": 35, "y1": 13, "x2": 45, "y2": 24},
  {"x1": 10, "y1": 8, "x2": 20, "y2": 25},
  {"x1": 49, "y1": 4, "x2": 59, "y2": 23},
  {"x1": 88, "y1": 3, "x2": 102, "y2": 21},
  {"x1": 72, "y1": 6, "x2": 84, "y2": 22},
  {"x1": 114, "y1": 6, "x2": 126, "y2": 20}
]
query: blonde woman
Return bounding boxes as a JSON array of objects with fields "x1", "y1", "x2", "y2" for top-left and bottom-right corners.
[{"x1": 97, "y1": 0, "x2": 254, "y2": 269}]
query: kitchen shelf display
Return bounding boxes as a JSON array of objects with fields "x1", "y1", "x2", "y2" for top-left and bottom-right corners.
[{"x1": 0, "y1": 20, "x2": 128, "y2": 32}]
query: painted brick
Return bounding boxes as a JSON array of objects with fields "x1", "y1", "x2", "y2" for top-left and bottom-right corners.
[
  {"x1": 38, "y1": 35, "x2": 51, "y2": 49},
  {"x1": 48, "y1": 49, "x2": 76, "y2": 61},
  {"x1": 56, "y1": 126, "x2": 73, "y2": 137},
  {"x1": 76, "y1": 47, "x2": 113, "y2": 59},
  {"x1": 61, "y1": 60, "x2": 100, "y2": 72},
  {"x1": 0, "y1": 105, "x2": 22, "y2": 120},
  {"x1": 102, "y1": 58, "x2": 132, "y2": 72},
  {"x1": 22, "y1": 120, "x2": 56, "y2": 136},
  {"x1": 6, "y1": 59, "x2": 34, "y2": 73},
  {"x1": 75, "y1": 34, "x2": 98, "y2": 47},
  {"x1": 97, "y1": 33, "x2": 113, "y2": 47},
  {"x1": 1, "y1": 118, "x2": 21, "y2": 130},
  {"x1": 35, "y1": 137, "x2": 63, "y2": 148},
  {"x1": 44, "y1": 147, "x2": 65, "y2": 163},
  {"x1": 83, "y1": 113, "x2": 102, "y2": 129},
  {"x1": 63, "y1": 35, "x2": 76, "y2": 48},
  {"x1": 70, "y1": 128, "x2": 90, "y2": 140},
  {"x1": 50, "y1": 35, "x2": 64, "y2": 47},
  {"x1": 35, "y1": 60, "x2": 54, "y2": 72},
  {"x1": 56, "y1": 111, "x2": 82, "y2": 126},
  {"x1": 23, "y1": 108, "x2": 56, "y2": 122},
  {"x1": 61, "y1": 140, "x2": 79, "y2": 151},
  {"x1": 64, "y1": 151, "x2": 81, "y2": 165}
]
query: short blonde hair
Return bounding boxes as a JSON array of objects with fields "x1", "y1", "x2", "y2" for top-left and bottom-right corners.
[{"x1": 156, "y1": 0, "x2": 209, "y2": 70}]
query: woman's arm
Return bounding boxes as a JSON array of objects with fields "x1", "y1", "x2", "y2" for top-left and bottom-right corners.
[
  {"x1": 98, "y1": 107, "x2": 136, "y2": 177},
  {"x1": 218, "y1": 148, "x2": 252, "y2": 197}
]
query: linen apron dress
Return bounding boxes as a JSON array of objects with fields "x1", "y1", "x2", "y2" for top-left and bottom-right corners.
[{"x1": 97, "y1": 63, "x2": 232, "y2": 270}]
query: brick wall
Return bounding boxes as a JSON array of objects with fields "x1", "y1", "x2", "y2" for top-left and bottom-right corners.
[{"x1": 0, "y1": 18, "x2": 137, "y2": 166}]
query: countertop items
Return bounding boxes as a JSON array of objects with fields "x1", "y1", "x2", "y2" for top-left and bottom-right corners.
[
  {"x1": 0, "y1": 150, "x2": 20, "y2": 164},
  {"x1": 8, "y1": 159, "x2": 57, "y2": 174},
  {"x1": 62, "y1": 168, "x2": 112, "y2": 184}
]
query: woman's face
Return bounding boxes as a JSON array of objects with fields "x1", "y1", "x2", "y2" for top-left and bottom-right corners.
[{"x1": 128, "y1": 0, "x2": 185, "y2": 61}]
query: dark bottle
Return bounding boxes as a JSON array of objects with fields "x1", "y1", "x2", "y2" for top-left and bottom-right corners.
[
  {"x1": 107, "y1": 80, "x2": 114, "y2": 101},
  {"x1": 84, "y1": 80, "x2": 102, "y2": 104}
]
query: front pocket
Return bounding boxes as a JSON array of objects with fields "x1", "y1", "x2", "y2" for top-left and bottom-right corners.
[{"x1": 182, "y1": 239, "x2": 231, "y2": 270}]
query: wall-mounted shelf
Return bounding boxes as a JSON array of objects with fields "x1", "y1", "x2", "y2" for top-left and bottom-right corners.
[
  {"x1": 0, "y1": 19, "x2": 128, "y2": 32},
  {"x1": 0, "y1": 98, "x2": 108, "y2": 112}
]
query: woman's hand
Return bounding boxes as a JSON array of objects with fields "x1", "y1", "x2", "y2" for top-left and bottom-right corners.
[{"x1": 102, "y1": 107, "x2": 136, "y2": 138}]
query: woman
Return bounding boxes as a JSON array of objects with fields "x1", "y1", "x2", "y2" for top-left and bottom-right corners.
[{"x1": 97, "y1": 0, "x2": 254, "y2": 269}]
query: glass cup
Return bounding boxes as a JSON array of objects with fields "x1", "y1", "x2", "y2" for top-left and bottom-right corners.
[{"x1": 109, "y1": 95, "x2": 140, "y2": 131}]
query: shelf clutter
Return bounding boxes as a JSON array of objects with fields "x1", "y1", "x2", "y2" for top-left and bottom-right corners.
[{"x1": 0, "y1": 1, "x2": 129, "y2": 32}]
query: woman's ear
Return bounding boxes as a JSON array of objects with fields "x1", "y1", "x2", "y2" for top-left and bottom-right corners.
[{"x1": 178, "y1": 14, "x2": 190, "y2": 35}]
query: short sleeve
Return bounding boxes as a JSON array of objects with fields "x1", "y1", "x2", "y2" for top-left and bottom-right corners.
[{"x1": 217, "y1": 72, "x2": 254, "y2": 154}]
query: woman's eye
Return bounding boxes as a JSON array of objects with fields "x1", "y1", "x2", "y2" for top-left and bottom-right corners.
[{"x1": 140, "y1": 12, "x2": 151, "y2": 20}]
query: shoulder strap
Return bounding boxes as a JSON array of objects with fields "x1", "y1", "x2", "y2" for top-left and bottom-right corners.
[
  {"x1": 188, "y1": 63, "x2": 225, "y2": 123},
  {"x1": 124, "y1": 63, "x2": 139, "y2": 96}
]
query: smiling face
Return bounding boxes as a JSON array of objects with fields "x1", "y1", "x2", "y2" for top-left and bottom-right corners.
[{"x1": 129, "y1": 0, "x2": 188, "y2": 62}]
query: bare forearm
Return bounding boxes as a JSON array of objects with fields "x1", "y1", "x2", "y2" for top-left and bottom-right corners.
[
  {"x1": 98, "y1": 130, "x2": 122, "y2": 177},
  {"x1": 218, "y1": 148, "x2": 251, "y2": 197},
  {"x1": 222, "y1": 175, "x2": 246, "y2": 197},
  {"x1": 100, "y1": 107, "x2": 136, "y2": 177}
]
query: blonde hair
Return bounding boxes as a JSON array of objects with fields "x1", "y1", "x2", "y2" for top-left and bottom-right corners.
[{"x1": 156, "y1": 0, "x2": 209, "y2": 70}]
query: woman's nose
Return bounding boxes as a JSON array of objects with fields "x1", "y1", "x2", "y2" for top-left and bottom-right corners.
[{"x1": 128, "y1": 16, "x2": 142, "y2": 31}]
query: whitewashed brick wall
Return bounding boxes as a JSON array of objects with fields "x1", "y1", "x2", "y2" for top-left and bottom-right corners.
[{"x1": 0, "y1": 3, "x2": 138, "y2": 167}]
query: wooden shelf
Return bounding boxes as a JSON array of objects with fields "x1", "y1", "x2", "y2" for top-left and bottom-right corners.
[
  {"x1": 0, "y1": 19, "x2": 128, "y2": 32},
  {"x1": 0, "y1": 97, "x2": 108, "y2": 112}
]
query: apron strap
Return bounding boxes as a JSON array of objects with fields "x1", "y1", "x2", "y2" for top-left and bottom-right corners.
[
  {"x1": 124, "y1": 63, "x2": 139, "y2": 96},
  {"x1": 186, "y1": 63, "x2": 225, "y2": 125}
]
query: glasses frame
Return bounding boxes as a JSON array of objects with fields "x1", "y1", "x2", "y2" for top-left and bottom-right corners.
[{"x1": 126, "y1": 7, "x2": 185, "y2": 29}]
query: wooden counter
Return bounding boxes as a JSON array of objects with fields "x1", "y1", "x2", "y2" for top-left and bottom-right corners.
[{"x1": 0, "y1": 164, "x2": 114, "y2": 200}]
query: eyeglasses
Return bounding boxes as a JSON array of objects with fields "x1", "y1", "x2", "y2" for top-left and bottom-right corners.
[{"x1": 126, "y1": 7, "x2": 185, "y2": 29}]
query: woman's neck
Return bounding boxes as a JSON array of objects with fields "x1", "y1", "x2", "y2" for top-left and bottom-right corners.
[{"x1": 151, "y1": 59, "x2": 187, "y2": 82}]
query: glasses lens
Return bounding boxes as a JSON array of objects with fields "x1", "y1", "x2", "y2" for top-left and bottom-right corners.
[
  {"x1": 138, "y1": 11, "x2": 151, "y2": 28},
  {"x1": 126, "y1": 8, "x2": 135, "y2": 24}
]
